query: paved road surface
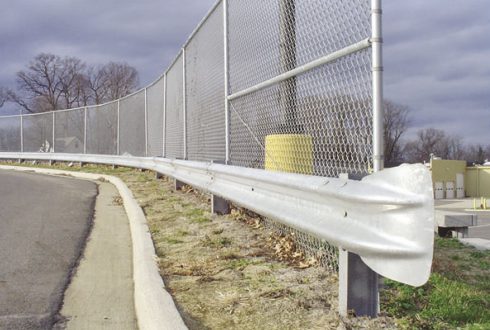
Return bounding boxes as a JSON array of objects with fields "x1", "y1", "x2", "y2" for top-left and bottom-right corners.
[{"x1": 0, "y1": 170, "x2": 97, "y2": 329}]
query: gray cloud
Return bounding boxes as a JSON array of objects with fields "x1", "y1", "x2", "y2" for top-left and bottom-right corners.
[{"x1": 384, "y1": 0, "x2": 490, "y2": 144}]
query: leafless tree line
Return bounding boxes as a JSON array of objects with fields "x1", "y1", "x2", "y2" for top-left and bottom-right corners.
[
  {"x1": 0, "y1": 53, "x2": 139, "y2": 114},
  {"x1": 383, "y1": 101, "x2": 489, "y2": 166}
]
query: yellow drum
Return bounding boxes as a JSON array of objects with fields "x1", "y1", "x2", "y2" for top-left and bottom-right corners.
[{"x1": 265, "y1": 134, "x2": 313, "y2": 175}]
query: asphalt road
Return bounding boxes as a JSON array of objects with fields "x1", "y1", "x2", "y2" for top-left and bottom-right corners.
[{"x1": 0, "y1": 170, "x2": 97, "y2": 329}]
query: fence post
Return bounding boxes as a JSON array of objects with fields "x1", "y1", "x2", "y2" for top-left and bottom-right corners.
[
  {"x1": 52, "y1": 112, "x2": 55, "y2": 153},
  {"x1": 372, "y1": 0, "x2": 384, "y2": 172},
  {"x1": 84, "y1": 107, "x2": 87, "y2": 154},
  {"x1": 163, "y1": 73, "x2": 167, "y2": 158},
  {"x1": 144, "y1": 87, "x2": 148, "y2": 157},
  {"x1": 20, "y1": 113, "x2": 24, "y2": 153},
  {"x1": 117, "y1": 99, "x2": 120, "y2": 155},
  {"x1": 182, "y1": 48, "x2": 187, "y2": 160},
  {"x1": 223, "y1": 0, "x2": 230, "y2": 164}
]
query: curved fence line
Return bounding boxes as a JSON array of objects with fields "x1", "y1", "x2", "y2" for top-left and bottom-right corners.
[{"x1": 2, "y1": 0, "x2": 375, "y2": 178}]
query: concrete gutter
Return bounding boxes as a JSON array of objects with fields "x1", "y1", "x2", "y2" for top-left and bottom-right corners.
[{"x1": 0, "y1": 165, "x2": 188, "y2": 330}]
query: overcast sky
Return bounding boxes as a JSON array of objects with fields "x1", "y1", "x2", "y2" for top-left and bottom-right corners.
[{"x1": 0, "y1": 0, "x2": 488, "y2": 144}]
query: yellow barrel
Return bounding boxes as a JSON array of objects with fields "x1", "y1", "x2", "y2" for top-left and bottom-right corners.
[{"x1": 265, "y1": 134, "x2": 313, "y2": 175}]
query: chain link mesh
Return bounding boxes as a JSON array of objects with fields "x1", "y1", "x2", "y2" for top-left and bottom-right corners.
[
  {"x1": 119, "y1": 90, "x2": 146, "y2": 156},
  {"x1": 86, "y1": 102, "x2": 118, "y2": 155},
  {"x1": 0, "y1": 116, "x2": 21, "y2": 152},
  {"x1": 228, "y1": 0, "x2": 372, "y2": 178},
  {"x1": 23, "y1": 112, "x2": 53, "y2": 152},
  {"x1": 54, "y1": 108, "x2": 85, "y2": 153},
  {"x1": 147, "y1": 77, "x2": 165, "y2": 157},
  {"x1": 165, "y1": 54, "x2": 185, "y2": 159},
  {"x1": 264, "y1": 217, "x2": 339, "y2": 272},
  {"x1": 186, "y1": 2, "x2": 226, "y2": 162}
]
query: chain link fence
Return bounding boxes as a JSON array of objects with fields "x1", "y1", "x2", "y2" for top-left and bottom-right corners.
[
  {"x1": 86, "y1": 102, "x2": 118, "y2": 155},
  {"x1": 0, "y1": 116, "x2": 21, "y2": 152},
  {"x1": 0, "y1": 0, "x2": 378, "y2": 272},
  {"x1": 23, "y1": 112, "x2": 53, "y2": 152}
]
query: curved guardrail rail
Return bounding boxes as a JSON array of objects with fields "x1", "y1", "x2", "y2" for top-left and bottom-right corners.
[{"x1": 0, "y1": 152, "x2": 434, "y2": 287}]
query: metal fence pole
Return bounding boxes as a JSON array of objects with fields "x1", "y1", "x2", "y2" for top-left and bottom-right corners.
[
  {"x1": 163, "y1": 73, "x2": 167, "y2": 158},
  {"x1": 223, "y1": 0, "x2": 230, "y2": 164},
  {"x1": 52, "y1": 112, "x2": 55, "y2": 152},
  {"x1": 372, "y1": 0, "x2": 384, "y2": 172},
  {"x1": 20, "y1": 113, "x2": 24, "y2": 153},
  {"x1": 144, "y1": 88, "x2": 148, "y2": 157},
  {"x1": 84, "y1": 107, "x2": 87, "y2": 154},
  {"x1": 182, "y1": 48, "x2": 187, "y2": 160},
  {"x1": 117, "y1": 100, "x2": 120, "y2": 155}
]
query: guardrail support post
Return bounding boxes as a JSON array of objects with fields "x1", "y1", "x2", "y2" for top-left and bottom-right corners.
[
  {"x1": 338, "y1": 172, "x2": 379, "y2": 317},
  {"x1": 339, "y1": 249, "x2": 379, "y2": 317},
  {"x1": 174, "y1": 179, "x2": 185, "y2": 191},
  {"x1": 211, "y1": 160, "x2": 231, "y2": 215}
]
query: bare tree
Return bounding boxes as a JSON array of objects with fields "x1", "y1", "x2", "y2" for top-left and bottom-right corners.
[
  {"x1": 58, "y1": 57, "x2": 87, "y2": 109},
  {"x1": 86, "y1": 65, "x2": 109, "y2": 105},
  {"x1": 465, "y1": 144, "x2": 489, "y2": 165},
  {"x1": 404, "y1": 128, "x2": 466, "y2": 163},
  {"x1": 15, "y1": 53, "x2": 65, "y2": 112},
  {"x1": 6, "y1": 54, "x2": 140, "y2": 113},
  {"x1": 99, "y1": 62, "x2": 139, "y2": 101},
  {"x1": 383, "y1": 100, "x2": 409, "y2": 167},
  {"x1": 404, "y1": 128, "x2": 446, "y2": 163}
]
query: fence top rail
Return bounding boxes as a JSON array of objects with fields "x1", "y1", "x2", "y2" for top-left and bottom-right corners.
[{"x1": 0, "y1": 114, "x2": 22, "y2": 119}]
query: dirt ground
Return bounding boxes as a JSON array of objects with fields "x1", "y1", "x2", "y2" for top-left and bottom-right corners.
[
  {"x1": 6, "y1": 163, "x2": 397, "y2": 329},
  {"x1": 115, "y1": 167, "x2": 396, "y2": 330}
]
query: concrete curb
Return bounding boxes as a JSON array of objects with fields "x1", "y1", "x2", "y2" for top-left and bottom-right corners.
[{"x1": 0, "y1": 165, "x2": 188, "y2": 330}]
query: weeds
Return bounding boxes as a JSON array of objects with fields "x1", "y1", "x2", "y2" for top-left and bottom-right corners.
[{"x1": 382, "y1": 236, "x2": 490, "y2": 329}]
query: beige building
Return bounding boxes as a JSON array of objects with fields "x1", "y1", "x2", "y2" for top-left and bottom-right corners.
[{"x1": 430, "y1": 158, "x2": 490, "y2": 198}]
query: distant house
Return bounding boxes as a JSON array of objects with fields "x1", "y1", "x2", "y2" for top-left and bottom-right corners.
[{"x1": 55, "y1": 136, "x2": 83, "y2": 153}]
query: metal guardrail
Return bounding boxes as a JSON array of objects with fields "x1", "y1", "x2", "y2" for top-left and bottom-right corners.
[
  {"x1": 0, "y1": 152, "x2": 434, "y2": 287},
  {"x1": 0, "y1": 0, "x2": 435, "y2": 318}
]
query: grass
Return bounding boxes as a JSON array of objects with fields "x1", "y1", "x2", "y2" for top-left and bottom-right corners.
[
  {"x1": 381, "y1": 237, "x2": 490, "y2": 329},
  {"x1": 201, "y1": 234, "x2": 233, "y2": 249}
]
